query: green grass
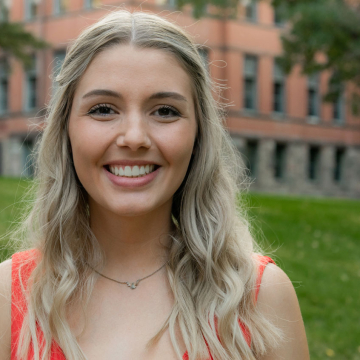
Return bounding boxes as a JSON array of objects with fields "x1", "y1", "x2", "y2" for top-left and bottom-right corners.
[
  {"x1": 246, "y1": 193, "x2": 360, "y2": 360},
  {"x1": 0, "y1": 177, "x2": 32, "y2": 261},
  {"x1": 1, "y1": 177, "x2": 359, "y2": 359}
]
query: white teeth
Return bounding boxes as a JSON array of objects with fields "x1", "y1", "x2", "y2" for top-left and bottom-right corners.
[
  {"x1": 132, "y1": 166, "x2": 140, "y2": 176},
  {"x1": 109, "y1": 165, "x2": 157, "y2": 178}
]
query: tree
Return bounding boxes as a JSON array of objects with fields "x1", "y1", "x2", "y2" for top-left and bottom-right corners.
[
  {"x1": 0, "y1": 2, "x2": 47, "y2": 68},
  {"x1": 178, "y1": 0, "x2": 360, "y2": 112},
  {"x1": 273, "y1": 0, "x2": 360, "y2": 112}
]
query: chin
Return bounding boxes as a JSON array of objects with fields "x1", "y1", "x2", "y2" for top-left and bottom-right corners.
[{"x1": 110, "y1": 205, "x2": 155, "y2": 217}]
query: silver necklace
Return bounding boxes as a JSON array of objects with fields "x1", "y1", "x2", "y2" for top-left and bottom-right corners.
[{"x1": 88, "y1": 262, "x2": 167, "y2": 290}]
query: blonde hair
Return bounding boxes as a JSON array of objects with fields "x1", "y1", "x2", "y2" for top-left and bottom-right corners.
[{"x1": 15, "y1": 10, "x2": 282, "y2": 360}]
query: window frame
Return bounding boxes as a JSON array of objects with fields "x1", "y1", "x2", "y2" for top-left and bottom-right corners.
[
  {"x1": 0, "y1": 58, "x2": 9, "y2": 115},
  {"x1": 245, "y1": 139, "x2": 259, "y2": 179},
  {"x1": 307, "y1": 74, "x2": 320, "y2": 122},
  {"x1": 243, "y1": 54, "x2": 258, "y2": 112},
  {"x1": 53, "y1": 0, "x2": 66, "y2": 15},
  {"x1": 24, "y1": 0, "x2": 38, "y2": 21},
  {"x1": 274, "y1": 142, "x2": 287, "y2": 180},
  {"x1": 273, "y1": 59, "x2": 286, "y2": 115},
  {"x1": 23, "y1": 55, "x2": 38, "y2": 112},
  {"x1": 245, "y1": 1, "x2": 257, "y2": 22},
  {"x1": 0, "y1": 1, "x2": 9, "y2": 22},
  {"x1": 333, "y1": 147, "x2": 346, "y2": 183},
  {"x1": 308, "y1": 145, "x2": 321, "y2": 181},
  {"x1": 333, "y1": 90, "x2": 346, "y2": 125}
]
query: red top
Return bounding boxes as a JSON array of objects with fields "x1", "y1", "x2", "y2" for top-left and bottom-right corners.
[{"x1": 11, "y1": 250, "x2": 274, "y2": 360}]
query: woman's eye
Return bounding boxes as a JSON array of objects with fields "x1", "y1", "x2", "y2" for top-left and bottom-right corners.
[
  {"x1": 87, "y1": 104, "x2": 116, "y2": 117},
  {"x1": 154, "y1": 106, "x2": 181, "y2": 118}
]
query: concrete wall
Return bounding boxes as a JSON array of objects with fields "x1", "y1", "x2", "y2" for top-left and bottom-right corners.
[{"x1": 234, "y1": 135, "x2": 360, "y2": 198}]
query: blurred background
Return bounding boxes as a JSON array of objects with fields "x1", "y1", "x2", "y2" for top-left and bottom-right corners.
[{"x1": 0, "y1": 0, "x2": 359, "y2": 359}]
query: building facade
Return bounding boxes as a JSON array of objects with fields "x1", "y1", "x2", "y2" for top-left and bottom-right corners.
[{"x1": 0, "y1": 0, "x2": 359, "y2": 198}]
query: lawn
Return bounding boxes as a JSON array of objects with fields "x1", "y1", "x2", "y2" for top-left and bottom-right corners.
[{"x1": 1, "y1": 177, "x2": 359, "y2": 359}]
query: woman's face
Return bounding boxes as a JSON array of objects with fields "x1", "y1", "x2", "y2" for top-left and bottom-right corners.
[{"x1": 68, "y1": 45, "x2": 197, "y2": 217}]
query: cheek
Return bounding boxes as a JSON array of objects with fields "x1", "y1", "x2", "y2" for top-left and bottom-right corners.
[
  {"x1": 160, "y1": 124, "x2": 196, "y2": 173},
  {"x1": 68, "y1": 119, "x2": 107, "y2": 180}
]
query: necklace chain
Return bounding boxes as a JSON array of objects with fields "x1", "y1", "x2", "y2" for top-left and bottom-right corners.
[{"x1": 88, "y1": 262, "x2": 167, "y2": 290}]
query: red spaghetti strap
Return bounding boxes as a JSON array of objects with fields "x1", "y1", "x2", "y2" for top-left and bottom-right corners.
[
  {"x1": 254, "y1": 255, "x2": 276, "y2": 303},
  {"x1": 11, "y1": 250, "x2": 38, "y2": 360},
  {"x1": 11, "y1": 250, "x2": 66, "y2": 360}
]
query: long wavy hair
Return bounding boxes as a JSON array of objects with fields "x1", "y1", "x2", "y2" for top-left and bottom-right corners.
[{"x1": 14, "y1": 10, "x2": 282, "y2": 360}]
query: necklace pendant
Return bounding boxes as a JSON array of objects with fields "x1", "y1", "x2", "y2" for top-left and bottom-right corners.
[{"x1": 126, "y1": 282, "x2": 137, "y2": 289}]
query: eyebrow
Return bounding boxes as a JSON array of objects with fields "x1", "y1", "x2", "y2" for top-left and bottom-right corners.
[
  {"x1": 149, "y1": 92, "x2": 188, "y2": 103},
  {"x1": 82, "y1": 89, "x2": 188, "y2": 103}
]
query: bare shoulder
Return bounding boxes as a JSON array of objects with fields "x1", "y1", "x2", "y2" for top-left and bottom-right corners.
[
  {"x1": 257, "y1": 264, "x2": 310, "y2": 360},
  {"x1": 0, "y1": 259, "x2": 12, "y2": 360}
]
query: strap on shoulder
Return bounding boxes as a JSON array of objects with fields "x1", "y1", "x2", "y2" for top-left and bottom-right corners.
[
  {"x1": 254, "y1": 255, "x2": 276, "y2": 303},
  {"x1": 11, "y1": 250, "x2": 39, "y2": 360}
]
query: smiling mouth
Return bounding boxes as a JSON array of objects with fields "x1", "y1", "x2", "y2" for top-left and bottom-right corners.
[{"x1": 106, "y1": 164, "x2": 160, "y2": 178}]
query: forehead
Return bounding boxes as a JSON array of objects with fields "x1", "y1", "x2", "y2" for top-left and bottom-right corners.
[{"x1": 74, "y1": 44, "x2": 194, "y2": 100}]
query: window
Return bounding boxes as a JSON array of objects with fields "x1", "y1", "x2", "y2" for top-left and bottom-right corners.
[
  {"x1": 245, "y1": 1, "x2": 257, "y2": 22},
  {"x1": 307, "y1": 74, "x2": 319, "y2": 119},
  {"x1": 24, "y1": 0, "x2": 38, "y2": 20},
  {"x1": 334, "y1": 147, "x2": 345, "y2": 183},
  {"x1": 22, "y1": 138, "x2": 35, "y2": 177},
  {"x1": 245, "y1": 139, "x2": 258, "y2": 178},
  {"x1": 53, "y1": 0, "x2": 66, "y2": 15},
  {"x1": 84, "y1": 0, "x2": 101, "y2": 9},
  {"x1": 333, "y1": 91, "x2": 345, "y2": 125},
  {"x1": 198, "y1": 47, "x2": 209, "y2": 72},
  {"x1": 158, "y1": 0, "x2": 177, "y2": 6},
  {"x1": 273, "y1": 5, "x2": 285, "y2": 26},
  {"x1": 274, "y1": 143, "x2": 287, "y2": 179},
  {"x1": 273, "y1": 59, "x2": 285, "y2": 114},
  {"x1": 52, "y1": 50, "x2": 66, "y2": 93},
  {"x1": 243, "y1": 55, "x2": 258, "y2": 111},
  {"x1": 53, "y1": 50, "x2": 66, "y2": 80},
  {"x1": 0, "y1": 59, "x2": 9, "y2": 115},
  {"x1": 24, "y1": 56, "x2": 37, "y2": 111},
  {"x1": 308, "y1": 146, "x2": 320, "y2": 181},
  {"x1": 0, "y1": 1, "x2": 9, "y2": 22}
]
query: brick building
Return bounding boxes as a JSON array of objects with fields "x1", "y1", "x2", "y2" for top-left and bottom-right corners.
[{"x1": 0, "y1": 0, "x2": 359, "y2": 197}]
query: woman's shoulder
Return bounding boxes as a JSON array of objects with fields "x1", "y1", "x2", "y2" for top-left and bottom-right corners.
[
  {"x1": 256, "y1": 261, "x2": 299, "y2": 317},
  {"x1": 256, "y1": 263, "x2": 310, "y2": 360},
  {"x1": 0, "y1": 258, "x2": 12, "y2": 360}
]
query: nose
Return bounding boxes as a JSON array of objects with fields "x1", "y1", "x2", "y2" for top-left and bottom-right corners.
[{"x1": 116, "y1": 112, "x2": 151, "y2": 151}]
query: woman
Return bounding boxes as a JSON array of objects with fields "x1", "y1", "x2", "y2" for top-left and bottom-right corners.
[{"x1": 0, "y1": 10, "x2": 309, "y2": 360}]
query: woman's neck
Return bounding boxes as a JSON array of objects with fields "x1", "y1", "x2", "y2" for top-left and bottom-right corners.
[{"x1": 88, "y1": 200, "x2": 173, "y2": 279}]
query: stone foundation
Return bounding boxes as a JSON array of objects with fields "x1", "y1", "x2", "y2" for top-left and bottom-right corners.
[{"x1": 233, "y1": 135, "x2": 360, "y2": 199}]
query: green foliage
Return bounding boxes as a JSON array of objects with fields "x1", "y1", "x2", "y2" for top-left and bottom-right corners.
[
  {"x1": 0, "y1": 177, "x2": 31, "y2": 262},
  {"x1": 275, "y1": 0, "x2": 360, "y2": 104},
  {"x1": 0, "y1": 22, "x2": 48, "y2": 68},
  {"x1": 0, "y1": 1, "x2": 48, "y2": 67}
]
